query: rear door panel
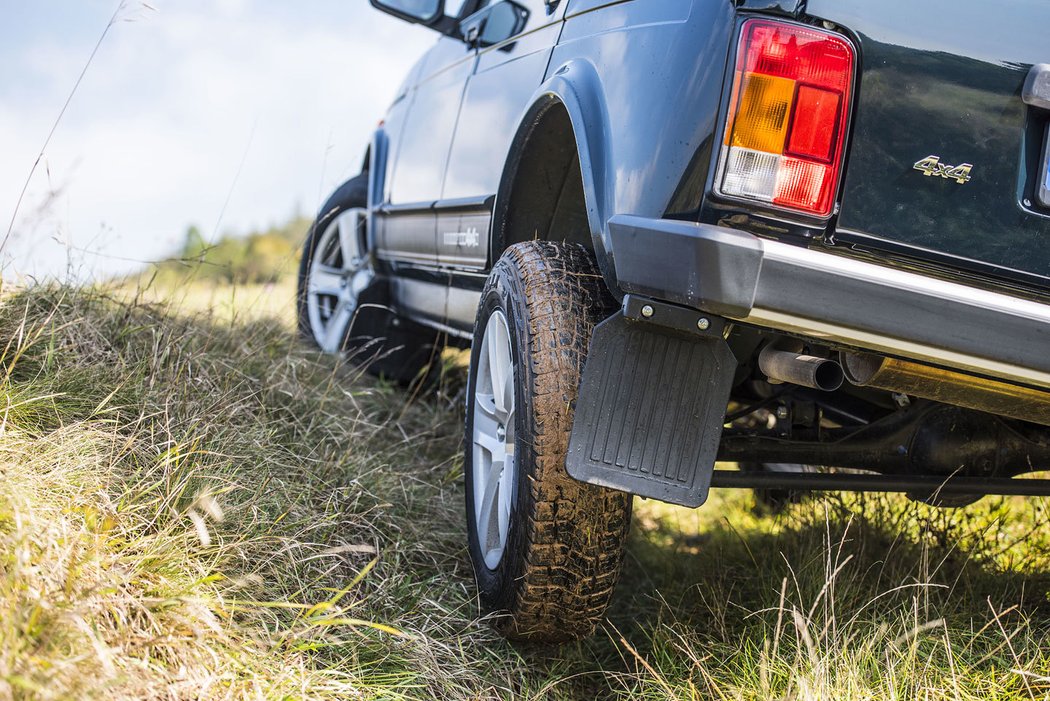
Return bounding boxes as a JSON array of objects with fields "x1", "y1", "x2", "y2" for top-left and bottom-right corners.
[
  {"x1": 386, "y1": 37, "x2": 477, "y2": 207},
  {"x1": 442, "y1": 1, "x2": 564, "y2": 202},
  {"x1": 807, "y1": 0, "x2": 1050, "y2": 286},
  {"x1": 377, "y1": 37, "x2": 477, "y2": 268},
  {"x1": 438, "y1": 0, "x2": 565, "y2": 269}
]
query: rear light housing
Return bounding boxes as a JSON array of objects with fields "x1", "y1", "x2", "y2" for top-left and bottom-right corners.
[{"x1": 715, "y1": 19, "x2": 855, "y2": 219}]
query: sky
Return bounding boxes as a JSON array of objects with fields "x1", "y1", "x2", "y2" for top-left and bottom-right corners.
[{"x1": 0, "y1": 0, "x2": 433, "y2": 281}]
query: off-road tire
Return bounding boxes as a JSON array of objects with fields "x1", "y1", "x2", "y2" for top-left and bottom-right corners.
[
  {"x1": 465, "y1": 241, "x2": 632, "y2": 642},
  {"x1": 296, "y1": 173, "x2": 442, "y2": 386}
]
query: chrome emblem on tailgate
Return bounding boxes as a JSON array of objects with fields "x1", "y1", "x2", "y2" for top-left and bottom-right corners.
[{"x1": 913, "y1": 155, "x2": 973, "y2": 184}]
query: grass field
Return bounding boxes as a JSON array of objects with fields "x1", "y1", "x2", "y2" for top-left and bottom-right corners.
[{"x1": 2, "y1": 278, "x2": 1050, "y2": 699}]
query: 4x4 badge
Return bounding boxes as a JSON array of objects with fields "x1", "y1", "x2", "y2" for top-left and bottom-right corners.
[{"x1": 913, "y1": 155, "x2": 973, "y2": 184}]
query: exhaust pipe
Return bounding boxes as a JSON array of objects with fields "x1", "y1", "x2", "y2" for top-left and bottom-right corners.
[
  {"x1": 842, "y1": 352, "x2": 1050, "y2": 427},
  {"x1": 759, "y1": 345, "x2": 844, "y2": 391}
]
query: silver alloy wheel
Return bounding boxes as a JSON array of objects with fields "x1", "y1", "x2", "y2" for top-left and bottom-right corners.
[
  {"x1": 472, "y1": 309, "x2": 517, "y2": 570},
  {"x1": 306, "y1": 207, "x2": 373, "y2": 354}
]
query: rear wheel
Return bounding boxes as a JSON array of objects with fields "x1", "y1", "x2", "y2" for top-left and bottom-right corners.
[
  {"x1": 296, "y1": 174, "x2": 442, "y2": 385},
  {"x1": 465, "y1": 241, "x2": 631, "y2": 642}
]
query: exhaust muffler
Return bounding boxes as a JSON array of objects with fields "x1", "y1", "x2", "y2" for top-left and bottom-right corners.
[{"x1": 841, "y1": 352, "x2": 1050, "y2": 427}]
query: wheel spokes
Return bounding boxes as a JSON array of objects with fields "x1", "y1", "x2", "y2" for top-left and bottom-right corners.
[
  {"x1": 471, "y1": 309, "x2": 516, "y2": 570},
  {"x1": 475, "y1": 391, "x2": 499, "y2": 419},
  {"x1": 350, "y1": 269, "x2": 371, "y2": 297},
  {"x1": 305, "y1": 208, "x2": 374, "y2": 356},
  {"x1": 487, "y1": 320, "x2": 510, "y2": 415},
  {"x1": 309, "y1": 267, "x2": 344, "y2": 297},
  {"x1": 477, "y1": 458, "x2": 504, "y2": 554},
  {"x1": 496, "y1": 454, "x2": 513, "y2": 545},
  {"x1": 472, "y1": 405, "x2": 504, "y2": 456},
  {"x1": 336, "y1": 211, "x2": 360, "y2": 268},
  {"x1": 499, "y1": 372, "x2": 514, "y2": 425},
  {"x1": 321, "y1": 302, "x2": 353, "y2": 354}
]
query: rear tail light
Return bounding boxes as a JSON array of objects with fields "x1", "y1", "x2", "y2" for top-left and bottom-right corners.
[{"x1": 716, "y1": 19, "x2": 855, "y2": 218}]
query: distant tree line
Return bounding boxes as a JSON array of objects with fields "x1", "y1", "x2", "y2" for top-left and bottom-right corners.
[{"x1": 151, "y1": 216, "x2": 312, "y2": 285}]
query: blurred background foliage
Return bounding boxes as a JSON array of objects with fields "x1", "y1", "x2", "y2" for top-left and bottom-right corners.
[{"x1": 150, "y1": 216, "x2": 312, "y2": 286}]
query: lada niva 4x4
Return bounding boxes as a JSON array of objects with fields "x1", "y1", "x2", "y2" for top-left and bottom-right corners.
[{"x1": 296, "y1": 0, "x2": 1050, "y2": 641}]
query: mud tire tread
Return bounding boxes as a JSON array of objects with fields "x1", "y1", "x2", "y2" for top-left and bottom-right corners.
[{"x1": 473, "y1": 241, "x2": 631, "y2": 642}]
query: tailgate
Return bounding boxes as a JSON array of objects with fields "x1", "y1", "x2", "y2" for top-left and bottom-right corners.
[{"x1": 806, "y1": 0, "x2": 1050, "y2": 287}]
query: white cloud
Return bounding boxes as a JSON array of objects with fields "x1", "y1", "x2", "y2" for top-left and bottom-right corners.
[{"x1": 1, "y1": 1, "x2": 434, "y2": 281}]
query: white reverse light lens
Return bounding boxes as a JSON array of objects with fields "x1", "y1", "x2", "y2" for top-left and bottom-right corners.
[{"x1": 721, "y1": 147, "x2": 779, "y2": 202}]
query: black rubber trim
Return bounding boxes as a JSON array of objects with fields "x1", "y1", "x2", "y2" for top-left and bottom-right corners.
[
  {"x1": 609, "y1": 216, "x2": 763, "y2": 318},
  {"x1": 566, "y1": 312, "x2": 736, "y2": 508}
]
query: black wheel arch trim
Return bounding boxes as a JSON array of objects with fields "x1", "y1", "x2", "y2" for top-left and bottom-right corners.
[{"x1": 491, "y1": 59, "x2": 618, "y2": 292}]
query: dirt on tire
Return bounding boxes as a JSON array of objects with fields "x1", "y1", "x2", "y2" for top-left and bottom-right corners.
[{"x1": 467, "y1": 241, "x2": 632, "y2": 642}]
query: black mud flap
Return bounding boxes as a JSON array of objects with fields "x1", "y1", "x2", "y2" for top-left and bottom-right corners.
[{"x1": 566, "y1": 305, "x2": 736, "y2": 508}]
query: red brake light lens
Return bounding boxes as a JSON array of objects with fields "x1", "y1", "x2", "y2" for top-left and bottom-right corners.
[{"x1": 716, "y1": 19, "x2": 855, "y2": 218}]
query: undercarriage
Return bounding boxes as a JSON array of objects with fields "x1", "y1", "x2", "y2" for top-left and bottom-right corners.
[{"x1": 566, "y1": 293, "x2": 1050, "y2": 508}]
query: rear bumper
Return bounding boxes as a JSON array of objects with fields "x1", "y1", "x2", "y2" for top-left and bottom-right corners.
[{"x1": 609, "y1": 215, "x2": 1050, "y2": 390}]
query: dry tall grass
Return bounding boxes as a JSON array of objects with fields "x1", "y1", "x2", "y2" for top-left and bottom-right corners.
[{"x1": 1, "y1": 281, "x2": 1049, "y2": 699}]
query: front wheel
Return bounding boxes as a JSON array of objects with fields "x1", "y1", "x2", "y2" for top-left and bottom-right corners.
[
  {"x1": 464, "y1": 241, "x2": 632, "y2": 642},
  {"x1": 296, "y1": 173, "x2": 441, "y2": 385}
]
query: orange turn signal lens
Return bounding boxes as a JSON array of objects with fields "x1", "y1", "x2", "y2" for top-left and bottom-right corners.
[{"x1": 730, "y1": 73, "x2": 795, "y2": 153}]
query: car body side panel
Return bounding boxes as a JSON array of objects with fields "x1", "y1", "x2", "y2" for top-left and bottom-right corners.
[
  {"x1": 563, "y1": 0, "x2": 614, "y2": 17},
  {"x1": 442, "y1": 30, "x2": 562, "y2": 203},
  {"x1": 443, "y1": 1, "x2": 566, "y2": 202},
  {"x1": 368, "y1": 54, "x2": 425, "y2": 227},
  {"x1": 546, "y1": 0, "x2": 735, "y2": 286},
  {"x1": 374, "y1": 0, "x2": 736, "y2": 293},
  {"x1": 387, "y1": 37, "x2": 477, "y2": 207}
]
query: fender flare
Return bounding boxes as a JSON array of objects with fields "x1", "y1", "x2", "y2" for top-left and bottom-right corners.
[{"x1": 491, "y1": 58, "x2": 620, "y2": 292}]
